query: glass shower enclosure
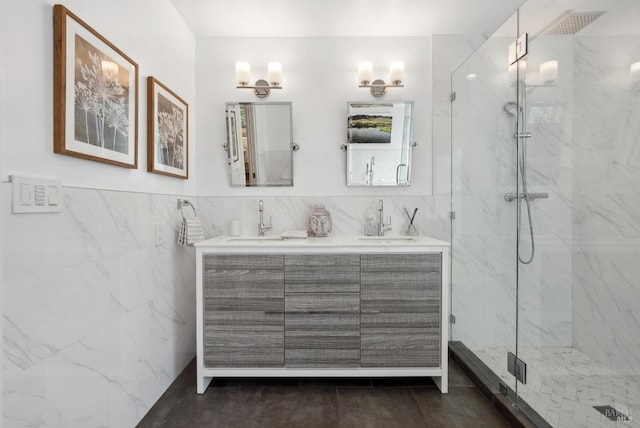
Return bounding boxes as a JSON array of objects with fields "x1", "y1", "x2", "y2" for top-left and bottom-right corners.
[{"x1": 451, "y1": 0, "x2": 640, "y2": 426}]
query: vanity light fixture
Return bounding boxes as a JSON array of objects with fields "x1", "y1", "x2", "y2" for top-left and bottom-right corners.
[
  {"x1": 235, "y1": 61, "x2": 282, "y2": 98},
  {"x1": 358, "y1": 61, "x2": 404, "y2": 97},
  {"x1": 630, "y1": 62, "x2": 640, "y2": 85},
  {"x1": 539, "y1": 60, "x2": 558, "y2": 85}
]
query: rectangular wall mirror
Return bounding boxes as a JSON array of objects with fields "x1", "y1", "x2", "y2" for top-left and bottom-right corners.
[
  {"x1": 225, "y1": 102, "x2": 294, "y2": 187},
  {"x1": 346, "y1": 101, "x2": 414, "y2": 186}
]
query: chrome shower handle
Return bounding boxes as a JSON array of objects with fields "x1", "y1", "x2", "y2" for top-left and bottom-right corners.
[{"x1": 504, "y1": 192, "x2": 549, "y2": 202}]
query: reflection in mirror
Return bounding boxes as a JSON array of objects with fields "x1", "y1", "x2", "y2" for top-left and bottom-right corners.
[
  {"x1": 225, "y1": 102, "x2": 294, "y2": 187},
  {"x1": 346, "y1": 101, "x2": 414, "y2": 186}
]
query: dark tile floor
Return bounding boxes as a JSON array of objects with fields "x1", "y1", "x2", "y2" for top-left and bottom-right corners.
[{"x1": 137, "y1": 358, "x2": 512, "y2": 427}]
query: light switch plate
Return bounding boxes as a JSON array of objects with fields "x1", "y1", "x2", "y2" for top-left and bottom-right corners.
[{"x1": 11, "y1": 175, "x2": 62, "y2": 213}]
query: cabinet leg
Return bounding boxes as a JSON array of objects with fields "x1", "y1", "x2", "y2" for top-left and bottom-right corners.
[
  {"x1": 197, "y1": 376, "x2": 213, "y2": 394},
  {"x1": 434, "y1": 375, "x2": 448, "y2": 393}
]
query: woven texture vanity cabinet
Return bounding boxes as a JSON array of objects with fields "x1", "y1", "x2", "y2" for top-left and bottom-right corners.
[
  {"x1": 203, "y1": 255, "x2": 284, "y2": 367},
  {"x1": 195, "y1": 236, "x2": 450, "y2": 394},
  {"x1": 361, "y1": 254, "x2": 441, "y2": 367},
  {"x1": 285, "y1": 254, "x2": 361, "y2": 367}
]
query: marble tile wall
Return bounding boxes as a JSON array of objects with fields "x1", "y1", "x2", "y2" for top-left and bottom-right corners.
[
  {"x1": 2, "y1": 184, "x2": 196, "y2": 427},
  {"x1": 572, "y1": 36, "x2": 640, "y2": 378},
  {"x1": 515, "y1": 35, "x2": 575, "y2": 348},
  {"x1": 195, "y1": 195, "x2": 450, "y2": 242}
]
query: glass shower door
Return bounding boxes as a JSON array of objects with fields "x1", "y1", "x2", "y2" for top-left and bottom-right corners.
[{"x1": 450, "y1": 11, "x2": 521, "y2": 398}]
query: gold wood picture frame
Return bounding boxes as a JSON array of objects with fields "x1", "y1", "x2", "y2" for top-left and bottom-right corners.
[
  {"x1": 147, "y1": 77, "x2": 189, "y2": 179},
  {"x1": 53, "y1": 4, "x2": 139, "y2": 168}
]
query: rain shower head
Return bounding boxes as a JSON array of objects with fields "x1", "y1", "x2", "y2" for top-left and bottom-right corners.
[
  {"x1": 504, "y1": 102, "x2": 521, "y2": 116},
  {"x1": 536, "y1": 10, "x2": 605, "y2": 36}
]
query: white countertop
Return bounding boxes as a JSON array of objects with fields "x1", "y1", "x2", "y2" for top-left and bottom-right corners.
[{"x1": 195, "y1": 234, "x2": 450, "y2": 252}]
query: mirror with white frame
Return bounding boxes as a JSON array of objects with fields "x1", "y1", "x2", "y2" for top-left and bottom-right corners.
[
  {"x1": 225, "y1": 102, "x2": 294, "y2": 187},
  {"x1": 346, "y1": 101, "x2": 414, "y2": 186}
]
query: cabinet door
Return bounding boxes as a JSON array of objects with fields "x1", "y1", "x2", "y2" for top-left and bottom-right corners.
[
  {"x1": 285, "y1": 254, "x2": 360, "y2": 367},
  {"x1": 361, "y1": 254, "x2": 441, "y2": 367},
  {"x1": 203, "y1": 254, "x2": 284, "y2": 367}
]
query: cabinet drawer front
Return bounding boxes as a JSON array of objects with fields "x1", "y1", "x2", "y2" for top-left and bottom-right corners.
[
  {"x1": 285, "y1": 349, "x2": 360, "y2": 367},
  {"x1": 205, "y1": 310, "x2": 284, "y2": 327},
  {"x1": 361, "y1": 299, "x2": 439, "y2": 315},
  {"x1": 204, "y1": 254, "x2": 284, "y2": 271},
  {"x1": 361, "y1": 272, "x2": 441, "y2": 294},
  {"x1": 361, "y1": 254, "x2": 441, "y2": 273},
  {"x1": 361, "y1": 271, "x2": 441, "y2": 313},
  {"x1": 206, "y1": 296, "x2": 283, "y2": 312},
  {"x1": 285, "y1": 332, "x2": 360, "y2": 350},
  {"x1": 361, "y1": 330, "x2": 440, "y2": 367},
  {"x1": 204, "y1": 311, "x2": 284, "y2": 368},
  {"x1": 204, "y1": 271, "x2": 284, "y2": 296},
  {"x1": 286, "y1": 313, "x2": 360, "y2": 331},
  {"x1": 285, "y1": 255, "x2": 360, "y2": 293},
  {"x1": 205, "y1": 325, "x2": 284, "y2": 348},
  {"x1": 285, "y1": 281, "x2": 360, "y2": 294},
  {"x1": 286, "y1": 313, "x2": 360, "y2": 349},
  {"x1": 204, "y1": 268, "x2": 284, "y2": 312},
  {"x1": 361, "y1": 312, "x2": 439, "y2": 329},
  {"x1": 285, "y1": 292, "x2": 359, "y2": 313},
  {"x1": 204, "y1": 347, "x2": 283, "y2": 367}
]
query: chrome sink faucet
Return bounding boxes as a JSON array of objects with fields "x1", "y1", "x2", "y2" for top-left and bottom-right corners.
[
  {"x1": 258, "y1": 199, "x2": 272, "y2": 236},
  {"x1": 377, "y1": 199, "x2": 392, "y2": 236}
]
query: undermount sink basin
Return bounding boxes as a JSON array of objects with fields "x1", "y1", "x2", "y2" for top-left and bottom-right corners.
[
  {"x1": 226, "y1": 236, "x2": 284, "y2": 242},
  {"x1": 358, "y1": 236, "x2": 418, "y2": 241}
]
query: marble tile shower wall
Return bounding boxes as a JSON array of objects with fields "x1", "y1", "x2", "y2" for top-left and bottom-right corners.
[
  {"x1": 572, "y1": 36, "x2": 640, "y2": 378},
  {"x1": 2, "y1": 185, "x2": 196, "y2": 427},
  {"x1": 451, "y1": 36, "x2": 574, "y2": 349},
  {"x1": 195, "y1": 195, "x2": 451, "y2": 242},
  {"x1": 515, "y1": 37, "x2": 575, "y2": 348}
]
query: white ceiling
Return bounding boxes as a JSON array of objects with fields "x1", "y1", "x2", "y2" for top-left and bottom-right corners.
[{"x1": 170, "y1": 0, "x2": 526, "y2": 38}]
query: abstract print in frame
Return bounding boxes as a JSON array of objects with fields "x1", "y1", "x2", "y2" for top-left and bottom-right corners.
[
  {"x1": 147, "y1": 77, "x2": 188, "y2": 179},
  {"x1": 53, "y1": 4, "x2": 138, "y2": 168}
]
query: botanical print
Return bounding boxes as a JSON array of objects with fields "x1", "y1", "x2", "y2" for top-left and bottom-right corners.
[
  {"x1": 147, "y1": 77, "x2": 188, "y2": 178},
  {"x1": 156, "y1": 93, "x2": 185, "y2": 169},
  {"x1": 54, "y1": 4, "x2": 137, "y2": 168},
  {"x1": 74, "y1": 35, "x2": 130, "y2": 154}
]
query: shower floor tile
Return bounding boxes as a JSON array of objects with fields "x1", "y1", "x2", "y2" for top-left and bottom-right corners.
[{"x1": 474, "y1": 346, "x2": 640, "y2": 427}]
